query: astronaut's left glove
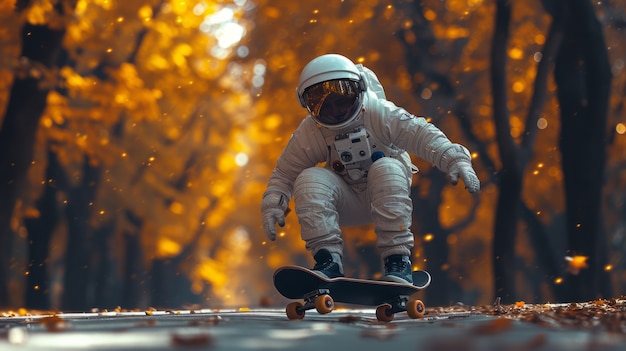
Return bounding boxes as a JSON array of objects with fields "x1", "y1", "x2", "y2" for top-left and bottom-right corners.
[
  {"x1": 261, "y1": 192, "x2": 289, "y2": 241},
  {"x1": 440, "y1": 145, "x2": 480, "y2": 193}
]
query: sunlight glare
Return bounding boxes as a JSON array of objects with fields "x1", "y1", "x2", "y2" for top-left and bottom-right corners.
[
  {"x1": 235, "y1": 152, "x2": 249, "y2": 166},
  {"x1": 199, "y1": 6, "x2": 247, "y2": 58},
  {"x1": 217, "y1": 22, "x2": 245, "y2": 48},
  {"x1": 193, "y1": 3, "x2": 205, "y2": 15}
]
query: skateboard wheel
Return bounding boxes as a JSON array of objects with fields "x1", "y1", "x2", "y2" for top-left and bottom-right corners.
[
  {"x1": 286, "y1": 302, "x2": 305, "y2": 320},
  {"x1": 375, "y1": 303, "x2": 394, "y2": 322},
  {"x1": 407, "y1": 299, "x2": 425, "y2": 319},
  {"x1": 314, "y1": 294, "x2": 334, "y2": 314}
]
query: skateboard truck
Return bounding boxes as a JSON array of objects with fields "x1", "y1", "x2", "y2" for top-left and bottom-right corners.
[
  {"x1": 374, "y1": 294, "x2": 425, "y2": 322},
  {"x1": 286, "y1": 288, "x2": 335, "y2": 320}
]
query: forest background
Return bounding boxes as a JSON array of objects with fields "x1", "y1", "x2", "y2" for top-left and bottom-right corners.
[{"x1": 0, "y1": 0, "x2": 625, "y2": 311}]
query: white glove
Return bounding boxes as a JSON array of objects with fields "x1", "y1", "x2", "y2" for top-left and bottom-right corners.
[
  {"x1": 440, "y1": 145, "x2": 480, "y2": 193},
  {"x1": 449, "y1": 161, "x2": 480, "y2": 193},
  {"x1": 261, "y1": 192, "x2": 289, "y2": 241}
]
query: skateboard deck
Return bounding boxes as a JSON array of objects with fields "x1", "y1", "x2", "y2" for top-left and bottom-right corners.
[{"x1": 274, "y1": 265, "x2": 431, "y2": 322}]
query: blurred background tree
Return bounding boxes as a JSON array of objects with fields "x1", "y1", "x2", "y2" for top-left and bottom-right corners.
[{"x1": 0, "y1": 0, "x2": 625, "y2": 311}]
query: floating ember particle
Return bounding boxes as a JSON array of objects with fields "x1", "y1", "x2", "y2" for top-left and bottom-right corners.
[{"x1": 565, "y1": 255, "x2": 588, "y2": 275}]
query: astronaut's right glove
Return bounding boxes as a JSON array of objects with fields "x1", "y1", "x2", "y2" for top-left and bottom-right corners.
[
  {"x1": 261, "y1": 192, "x2": 289, "y2": 241},
  {"x1": 440, "y1": 145, "x2": 480, "y2": 193}
]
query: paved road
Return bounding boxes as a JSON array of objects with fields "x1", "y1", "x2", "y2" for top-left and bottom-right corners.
[{"x1": 1, "y1": 308, "x2": 624, "y2": 350}]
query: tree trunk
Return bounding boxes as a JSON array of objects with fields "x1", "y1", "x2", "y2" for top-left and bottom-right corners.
[
  {"x1": 490, "y1": 0, "x2": 566, "y2": 303},
  {"x1": 0, "y1": 12, "x2": 69, "y2": 307},
  {"x1": 492, "y1": 169, "x2": 522, "y2": 302},
  {"x1": 553, "y1": 0, "x2": 612, "y2": 301},
  {"x1": 61, "y1": 156, "x2": 101, "y2": 311},
  {"x1": 23, "y1": 149, "x2": 62, "y2": 309},
  {"x1": 397, "y1": 0, "x2": 478, "y2": 305},
  {"x1": 93, "y1": 220, "x2": 119, "y2": 308},
  {"x1": 490, "y1": 0, "x2": 520, "y2": 303},
  {"x1": 412, "y1": 174, "x2": 455, "y2": 305},
  {"x1": 122, "y1": 231, "x2": 146, "y2": 309},
  {"x1": 121, "y1": 210, "x2": 148, "y2": 309}
]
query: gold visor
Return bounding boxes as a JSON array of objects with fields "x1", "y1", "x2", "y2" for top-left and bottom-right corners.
[{"x1": 302, "y1": 79, "x2": 362, "y2": 126}]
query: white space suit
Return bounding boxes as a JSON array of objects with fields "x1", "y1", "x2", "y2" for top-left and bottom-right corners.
[{"x1": 262, "y1": 54, "x2": 479, "y2": 283}]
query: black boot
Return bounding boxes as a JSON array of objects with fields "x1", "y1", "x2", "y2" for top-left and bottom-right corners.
[
  {"x1": 383, "y1": 255, "x2": 413, "y2": 284},
  {"x1": 312, "y1": 249, "x2": 344, "y2": 279}
]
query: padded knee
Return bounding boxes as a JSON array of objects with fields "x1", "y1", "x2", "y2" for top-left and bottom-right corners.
[
  {"x1": 293, "y1": 168, "x2": 344, "y2": 253},
  {"x1": 367, "y1": 158, "x2": 414, "y2": 256}
]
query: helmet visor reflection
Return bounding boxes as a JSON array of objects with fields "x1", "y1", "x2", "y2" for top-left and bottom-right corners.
[{"x1": 302, "y1": 79, "x2": 361, "y2": 126}]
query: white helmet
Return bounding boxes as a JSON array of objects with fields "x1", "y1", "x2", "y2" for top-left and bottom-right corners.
[{"x1": 296, "y1": 54, "x2": 366, "y2": 129}]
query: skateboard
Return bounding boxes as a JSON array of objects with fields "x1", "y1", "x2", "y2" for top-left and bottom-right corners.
[{"x1": 273, "y1": 265, "x2": 431, "y2": 322}]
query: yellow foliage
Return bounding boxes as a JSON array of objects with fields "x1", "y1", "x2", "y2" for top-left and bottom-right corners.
[
  {"x1": 206, "y1": 207, "x2": 226, "y2": 228},
  {"x1": 169, "y1": 201, "x2": 185, "y2": 215},
  {"x1": 263, "y1": 113, "x2": 282, "y2": 130},
  {"x1": 157, "y1": 237, "x2": 182, "y2": 257},
  {"x1": 172, "y1": 43, "x2": 193, "y2": 68},
  {"x1": 147, "y1": 54, "x2": 170, "y2": 70},
  {"x1": 25, "y1": 0, "x2": 54, "y2": 25},
  {"x1": 217, "y1": 152, "x2": 236, "y2": 173},
  {"x1": 0, "y1": 0, "x2": 16, "y2": 12},
  {"x1": 266, "y1": 251, "x2": 287, "y2": 269},
  {"x1": 197, "y1": 259, "x2": 228, "y2": 288},
  {"x1": 509, "y1": 47, "x2": 524, "y2": 60},
  {"x1": 93, "y1": 0, "x2": 113, "y2": 10},
  {"x1": 196, "y1": 196, "x2": 211, "y2": 209},
  {"x1": 137, "y1": 4, "x2": 153, "y2": 20}
]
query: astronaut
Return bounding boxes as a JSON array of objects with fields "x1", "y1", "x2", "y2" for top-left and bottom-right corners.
[{"x1": 261, "y1": 54, "x2": 480, "y2": 284}]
